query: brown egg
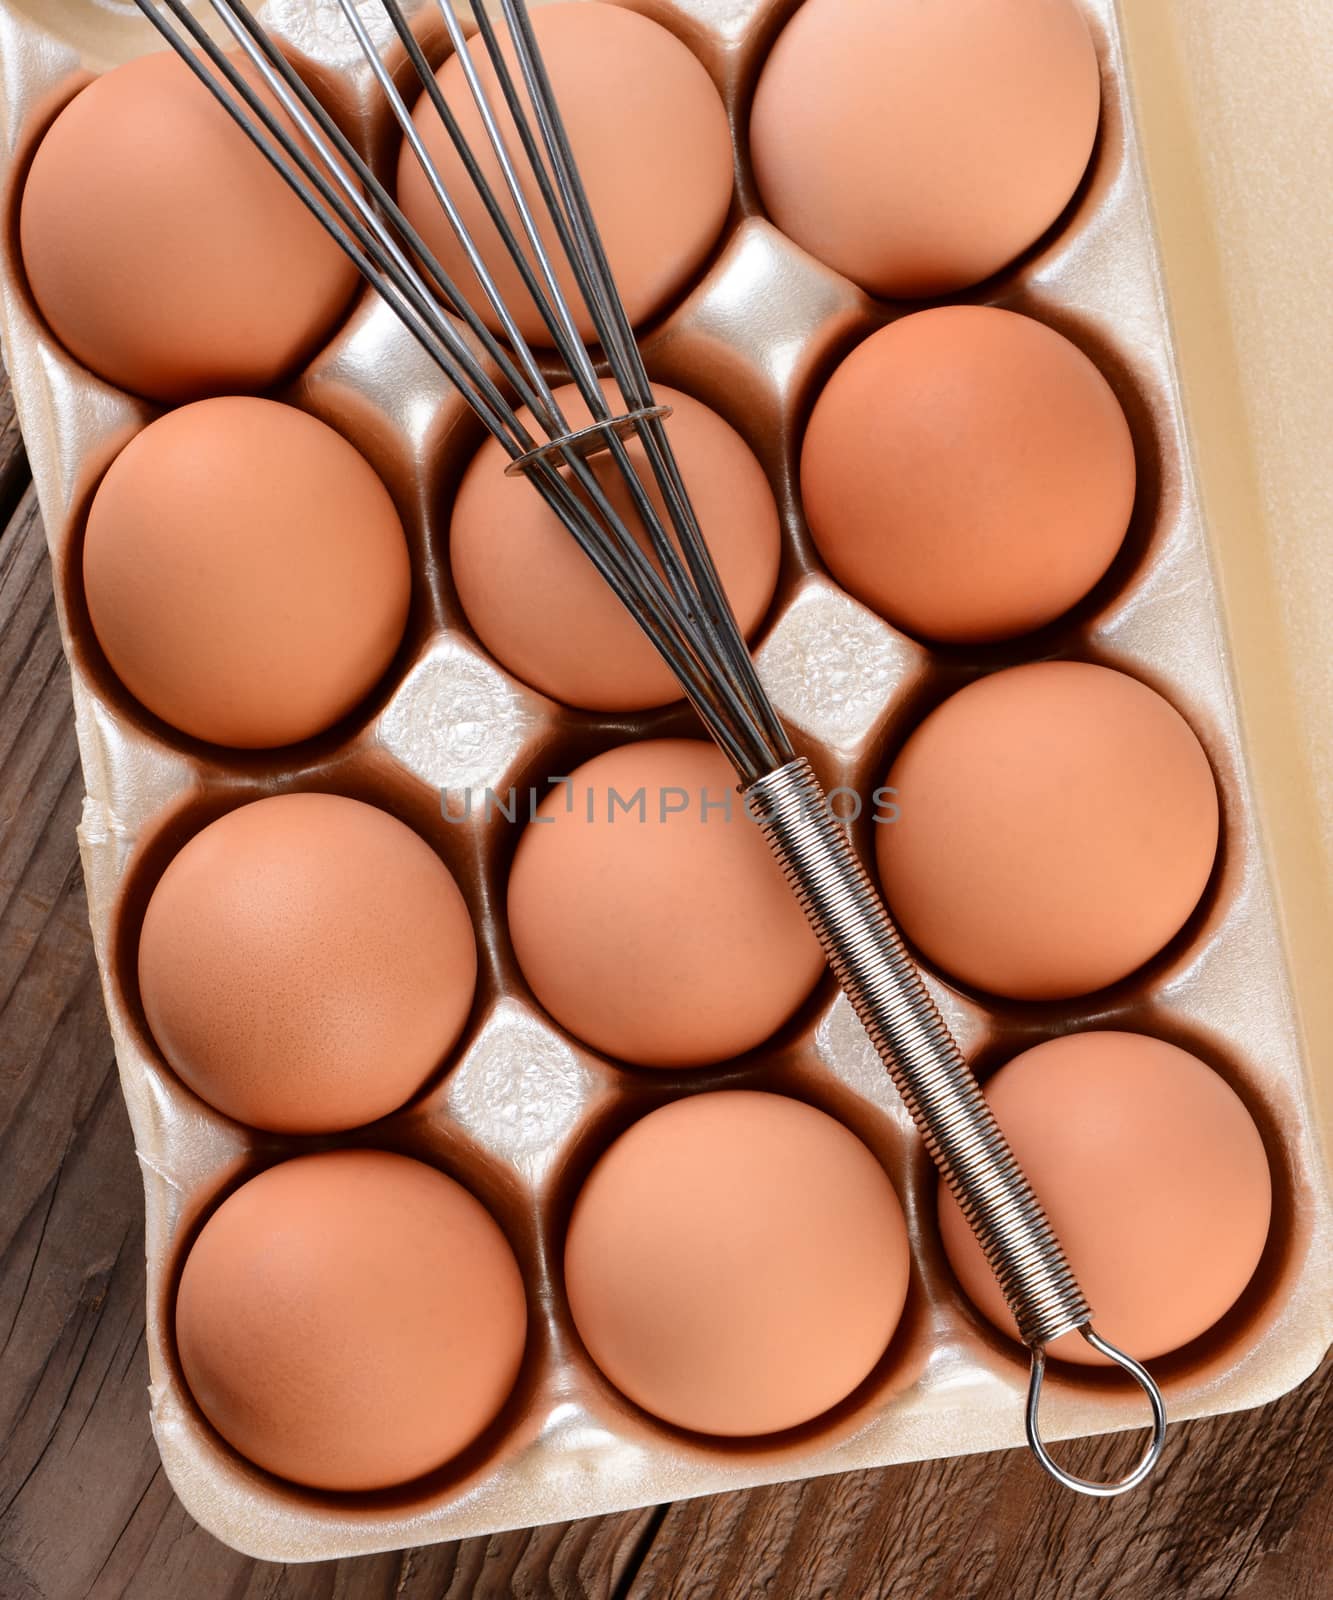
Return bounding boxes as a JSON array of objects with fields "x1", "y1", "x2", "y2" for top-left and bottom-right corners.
[
  {"x1": 175, "y1": 1150, "x2": 527, "y2": 1489},
  {"x1": 565, "y1": 1091, "x2": 910, "y2": 1434},
  {"x1": 801, "y1": 308, "x2": 1135, "y2": 643},
  {"x1": 507, "y1": 740, "x2": 824, "y2": 1068},
  {"x1": 876, "y1": 663, "x2": 1219, "y2": 999},
  {"x1": 750, "y1": 0, "x2": 1100, "y2": 297},
  {"x1": 19, "y1": 51, "x2": 357, "y2": 403},
  {"x1": 397, "y1": 3, "x2": 732, "y2": 346},
  {"x1": 451, "y1": 379, "x2": 780, "y2": 711},
  {"x1": 940, "y1": 1032, "x2": 1272, "y2": 1364},
  {"x1": 83, "y1": 397, "x2": 411, "y2": 749},
  {"x1": 138, "y1": 794, "x2": 477, "y2": 1135}
]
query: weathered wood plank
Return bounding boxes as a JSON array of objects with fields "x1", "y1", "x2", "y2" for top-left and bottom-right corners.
[
  {"x1": 0, "y1": 359, "x2": 26, "y2": 528},
  {"x1": 629, "y1": 1360, "x2": 1332, "y2": 1600}
]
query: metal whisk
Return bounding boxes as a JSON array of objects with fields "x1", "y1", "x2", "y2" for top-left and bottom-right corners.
[{"x1": 134, "y1": 0, "x2": 1165, "y2": 1494}]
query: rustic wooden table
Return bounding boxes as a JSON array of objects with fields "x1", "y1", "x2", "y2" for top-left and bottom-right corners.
[{"x1": 0, "y1": 371, "x2": 1328, "y2": 1600}]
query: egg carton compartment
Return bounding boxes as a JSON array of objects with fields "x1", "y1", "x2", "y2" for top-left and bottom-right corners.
[{"x1": 0, "y1": 0, "x2": 1329, "y2": 1563}]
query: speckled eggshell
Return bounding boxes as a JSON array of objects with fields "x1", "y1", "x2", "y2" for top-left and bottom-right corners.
[
  {"x1": 397, "y1": 2, "x2": 733, "y2": 345},
  {"x1": 19, "y1": 51, "x2": 358, "y2": 403},
  {"x1": 82, "y1": 397, "x2": 411, "y2": 750},
  {"x1": 565, "y1": 1091, "x2": 911, "y2": 1434},
  {"x1": 175, "y1": 1150, "x2": 527, "y2": 1490},
  {"x1": 939, "y1": 1032, "x2": 1272, "y2": 1364},
  {"x1": 750, "y1": 0, "x2": 1101, "y2": 297},
  {"x1": 876, "y1": 662, "x2": 1220, "y2": 999},
  {"x1": 138, "y1": 793, "x2": 477, "y2": 1135},
  {"x1": 801, "y1": 307, "x2": 1136, "y2": 644},
  {"x1": 451, "y1": 378, "x2": 780, "y2": 711},
  {"x1": 507, "y1": 740, "x2": 826, "y2": 1068}
]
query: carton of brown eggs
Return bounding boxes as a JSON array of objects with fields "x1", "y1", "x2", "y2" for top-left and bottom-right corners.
[{"x1": 0, "y1": 0, "x2": 1329, "y2": 1561}]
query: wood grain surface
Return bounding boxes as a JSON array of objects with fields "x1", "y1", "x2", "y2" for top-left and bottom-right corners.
[{"x1": 0, "y1": 369, "x2": 1328, "y2": 1599}]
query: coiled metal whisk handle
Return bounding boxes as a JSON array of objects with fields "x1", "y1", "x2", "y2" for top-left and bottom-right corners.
[{"x1": 746, "y1": 758, "x2": 1166, "y2": 1496}]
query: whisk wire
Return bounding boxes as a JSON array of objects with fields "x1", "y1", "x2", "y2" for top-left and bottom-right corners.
[
  {"x1": 336, "y1": 0, "x2": 568, "y2": 429},
  {"x1": 470, "y1": 0, "x2": 787, "y2": 771},
  {"x1": 444, "y1": 0, "x2": 734, "y2": 635},
  {"x1": 211, "y1": 0, "x2": 556, "y2": 440},
  {"x1": 487, "y1": 0, "x2": 789, "y2": 755},
  {"x1": 327, "y1": 0, "x2": 732, "y2": 706}
]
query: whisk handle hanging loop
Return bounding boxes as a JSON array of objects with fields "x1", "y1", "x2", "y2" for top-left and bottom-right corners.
[{"x1": 744, "y1": 757, "x2": 1167, "y2": 1495}]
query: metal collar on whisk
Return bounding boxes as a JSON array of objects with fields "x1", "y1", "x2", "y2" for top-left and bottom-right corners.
[{"x1": 132, "y1": 0, "x2": 1167, "y2": 1495}]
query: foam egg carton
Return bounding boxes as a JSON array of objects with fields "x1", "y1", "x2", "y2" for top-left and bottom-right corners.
[{"x1": 0, "y1": 0, "x2": 1328, "y2": 1561}]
